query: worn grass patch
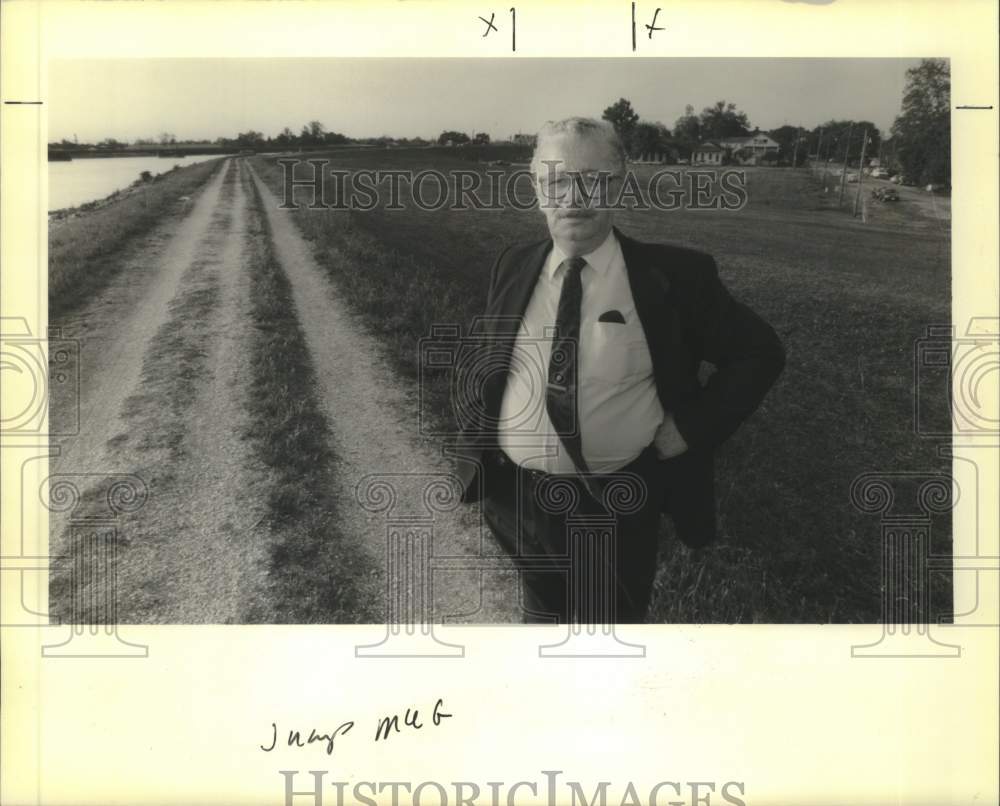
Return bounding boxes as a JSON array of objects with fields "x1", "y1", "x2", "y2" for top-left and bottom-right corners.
[{"x1": 243, "y1": 163, "x2": 380, "y2": 623}]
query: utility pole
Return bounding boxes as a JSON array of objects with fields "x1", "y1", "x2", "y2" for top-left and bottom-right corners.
[
  {"x1": 791, "y1": 127, "x2": 802, "y2": 168},
  {"x1": 853, "y1": 127, "x2": 869, "y2": 217},
  {"x1": 838, "y1": 123, "x2": 854, "y2": 207},
  {"x1": 820, "y1": 128, "x2": 833, "y2": 185},
  {"x1": 816, "y1": 127, "x2": 823, "y2": 162}
]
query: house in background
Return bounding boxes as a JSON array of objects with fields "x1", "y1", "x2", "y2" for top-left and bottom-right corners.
[
  {"x1": 693, "y1": 131, "x2": 781, "y2": 166},
  {"x1": 719, "y1": 131, "x2": 781, "y2": 164},
  {"x1": 691, "y1": 142, "x2": 725, "y2": 165}
]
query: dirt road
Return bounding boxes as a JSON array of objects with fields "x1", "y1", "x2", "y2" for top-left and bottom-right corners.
[{"x1": 49, "y1": 158, "x2": 518, "y2": 624}]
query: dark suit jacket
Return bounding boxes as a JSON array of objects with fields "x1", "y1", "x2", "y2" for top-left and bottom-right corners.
[{"x1": 451, "y1": 226, "x2": 785, "y2": 548}]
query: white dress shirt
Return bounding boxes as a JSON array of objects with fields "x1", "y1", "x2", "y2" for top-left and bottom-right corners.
[{"x1": 497, "y1": 230, "x2": 665, "y2": 474}]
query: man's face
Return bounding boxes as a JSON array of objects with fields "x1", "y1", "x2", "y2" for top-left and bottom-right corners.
[{"x1": 532, "y1": 132, "x2": 622, "y2": 256}]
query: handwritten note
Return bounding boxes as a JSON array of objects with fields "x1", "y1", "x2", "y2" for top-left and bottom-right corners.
[{"x1": 260, "y1": 698, "x2": 453, "y2": 756}]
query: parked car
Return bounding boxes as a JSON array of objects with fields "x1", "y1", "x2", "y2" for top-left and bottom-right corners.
[
  {"x1": 846, "y1": 172, "x2": 859, "y2": 183},
  {"x1": 871, "y1": 187, "x2": 899, "y2": 202},
  {"x1": 871, "y1": 168, "x2": 890, "y2": 179}
]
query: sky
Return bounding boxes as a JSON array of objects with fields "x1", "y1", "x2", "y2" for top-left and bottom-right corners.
[{"x1": 49, "y1": 58, "x2": 925, "y2": 143}]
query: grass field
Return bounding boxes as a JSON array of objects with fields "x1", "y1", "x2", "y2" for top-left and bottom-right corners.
[{"x1": 251, "y1": 147, "x2": 952, "y2": 624}]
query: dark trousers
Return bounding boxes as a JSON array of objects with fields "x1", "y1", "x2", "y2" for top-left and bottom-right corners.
[{"x1": 482, "y1": 446, "x2": 665, "y2": 624}]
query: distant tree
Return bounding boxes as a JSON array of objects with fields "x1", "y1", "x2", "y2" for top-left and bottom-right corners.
[
  {"x1": 308, "y1": 120, "x2": 326, "y2": 140},
  {"x1": 672, "y1": 105, "x2": 702, "y2": 154},
  {"x1": 158, "y1": 132, "x2": 176, "y2": 145},
  {"x1": 236, "y1": 130, "x2": 265, "y2": 147},
  {"x1": 698, "y1": 101, "x2": 751, "y2": 140},
  {"x1": 814, "y1": 119, "x2": 882, "y2": 164},
  {"x1": 437, "y1": 130, "x2": 470, "y2": 145},
  {"x1": 602, "y1": 98, "x2": 639, "y2": 147},
  {"x1": 879, "y1": 134, "x2": 903, "y2": 174},
  {"x1": 890, "y1": 58, "x2": 950, "y2": 186},
  {"x1": 630, "y1": 121, "x2": 671, "y2": 157},
  {"x1": 323, "y1": 130, "x2": 349, "y2": 145},
  {"x1": 473, "y1": 131, "x2": 491, "y2": 145},
  {"x1": 768, "y1": 125, "x2": 809, "y2": 164}
]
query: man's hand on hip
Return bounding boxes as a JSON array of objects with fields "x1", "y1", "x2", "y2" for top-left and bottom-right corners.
[{"x1": 653, "y1": 413, "x2": 689, "y2": 460}]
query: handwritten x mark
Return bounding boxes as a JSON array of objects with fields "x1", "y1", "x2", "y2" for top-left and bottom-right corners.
[{"x1": 479, "y1": 12, "x2": 498, "y2": 36}]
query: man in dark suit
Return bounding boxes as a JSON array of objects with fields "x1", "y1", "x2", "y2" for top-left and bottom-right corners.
[{"x1": 452, "y1": 117, "x2": 784, "y2": 624}]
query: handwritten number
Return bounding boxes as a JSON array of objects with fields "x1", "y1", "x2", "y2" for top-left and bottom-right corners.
[
  {"x1": 479, "y1": 9, "x2": 515, "y2": 51},
  {"x1": 633, "y1": 4, "x2": 664, "y2": 50},
  {"x1": 645, "y1": 8, "x2": 664, "y2": 38}
]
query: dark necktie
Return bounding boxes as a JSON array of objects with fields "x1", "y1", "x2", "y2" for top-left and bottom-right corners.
[{"x1": 546, "y1": 257, "x2": 602, "y2": 501}]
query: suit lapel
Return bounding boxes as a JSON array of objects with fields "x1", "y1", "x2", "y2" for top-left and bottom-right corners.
[
  {"x1": 481, "y1": 238, "x2": 551, "y2": 419},
  {"x1": 616, "y1": 227, "x2": 685, "y2": 409},
  {"x1": 493, "y1": 238, "x2": 551, "y2": 322},
  {"x1": 486, "y1": 229, "x2": 686, "y2": 419}
]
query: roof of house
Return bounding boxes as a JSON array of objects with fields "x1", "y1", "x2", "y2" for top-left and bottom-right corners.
[
  {"x1": 694, "y1": 142, "x2": 724, "y2": 152},
  {"x1": 720, "y1": 133, "x2": 779, "y2": 147}
]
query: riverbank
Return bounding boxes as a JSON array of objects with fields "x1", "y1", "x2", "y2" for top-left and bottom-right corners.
[{"x1": 49, "y1": 158, "x2": 224, "y2": 316}]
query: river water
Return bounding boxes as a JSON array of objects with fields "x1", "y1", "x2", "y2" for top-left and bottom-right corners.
[{"x1": 48, "y1": 154, "x2": 218, "y2": 211}]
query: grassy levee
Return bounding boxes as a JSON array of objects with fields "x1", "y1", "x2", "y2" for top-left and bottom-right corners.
[
  {"x1": 49, "y1": 158, "x2": 224, "y2": 318},
  {"x1": 251, "y1": 150, "x2": 952, "y2": 623},
  {"x1": 242, "y1": 162, "x2": 380, "y2": 623},
  {"x1": 48, "y1": 161, "x2": 238, "y2": 623}
]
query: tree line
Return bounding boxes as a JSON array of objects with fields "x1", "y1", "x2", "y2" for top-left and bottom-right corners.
[
  {"x1": 48, "y1": 60, "x2": 947, "y2": 185},
  {"x1": 597, "y1": 58, "x2": 949, "y2": 185}
]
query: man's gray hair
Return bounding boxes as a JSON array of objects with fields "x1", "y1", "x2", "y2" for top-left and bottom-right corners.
[{"x1": 531, "y1": 117, "x2": 628, "y2": 175}]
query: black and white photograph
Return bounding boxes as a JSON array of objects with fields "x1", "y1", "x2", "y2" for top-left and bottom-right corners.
[
  {"x1": 3, "y1": 3, "x2": 998, "y2": 805},
  {"x1": 43, "y1": 57, "x2": 955, "y2": 626}
]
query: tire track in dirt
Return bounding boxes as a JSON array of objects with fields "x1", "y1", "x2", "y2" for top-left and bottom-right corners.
[
  {"x1": 49, "y1": 158, "x2": 230, "y2": 621},
  {"x1": 240, "y1": 171, "x2": 383, "y2": 623},
  {"x1": 49, "y1": 160, "x2": 227, "y2": 462},
  {"x1": 247, "y1": 162, "x2": 520, "y2": 624},
  {"x1": 50, "y1": 159, "x2": 276, "y2": 623}
]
